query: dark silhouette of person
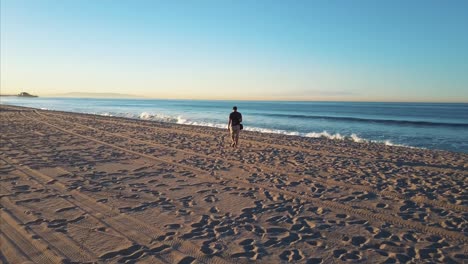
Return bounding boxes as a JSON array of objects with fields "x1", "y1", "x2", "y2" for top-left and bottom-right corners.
[{"x1": 228, "y1": 106, "x2": 242, "y2": 147}]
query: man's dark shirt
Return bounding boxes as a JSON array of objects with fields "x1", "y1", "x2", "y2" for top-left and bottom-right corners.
[{"x1": 230, "y1": 112, "x2": 242, "y2": 126}]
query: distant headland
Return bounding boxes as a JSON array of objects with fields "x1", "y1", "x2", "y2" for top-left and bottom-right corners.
[
  {"x1": 18, "y1": 92, "x2": 38, "y2": 97},
  {"x1": 0, "y1": 92, "x2": 39, "y2": 98}
]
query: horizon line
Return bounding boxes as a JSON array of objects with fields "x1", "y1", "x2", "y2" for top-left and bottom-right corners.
[{"x1": 2, "y1": 93, "x2": 467, "y2": 104}]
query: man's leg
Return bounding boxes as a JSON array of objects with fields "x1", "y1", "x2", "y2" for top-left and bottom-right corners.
[
  {"x1": 230, "y1": 128, "x2": 236, "y2": 147},
  {"x1": 234, "y1": 130, "x2": 239, "y2": 147}
]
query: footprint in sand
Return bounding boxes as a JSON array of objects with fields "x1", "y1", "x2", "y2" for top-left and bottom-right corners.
[
  {"x1": 279, "y1": 249, "x2": 304, "y2": 262},
  {"x1": 306, "y1": 258, "x2": 323, "y2": 264},
  {"x1": 154, "y1": 231, "x2": 176, "y2": 242},
  {"x1": 336, "y1": 213, "x2": 349, "y2": 219},
  {"x1": 165, "y1": 223, "x2": 181, "y2": 230},
  {"x1": 149, "y1": 244, "x2": 171, "y2": 254},
  {"x1": 376, "y1": 203, "x2": 389, "y2": 208},
  {"x1": 231, "y1": 251, "x2": 257, "y2": 259},
  {"x1": 203, "y1": 194, "x2": 218, "y2": 203},
  {"x1": 53, "y1": 206, "x2": 76, "y2": 214},
  {"x1": 209, "y1": 206, "x2": 219, "y2": 213},
  {"x1": 177, "y1": 256, "x2": 196, "y2": 264},
  {"x1": 176, "y1": 209, "x2": 192, "y2": 216},
  {"x1": 340, "y1": 250, "x2": 362, "y2": 261},
  {"x1": 309, "y1": 206, "x2": 330, "y2": 215},
  {"x1": 306, "y1": 240, "x2": 324, "y2": 248},
  {"x1": 350, "y1": 236, "x2": 368, "y2": 247},
  {"x1": 374, "y1": 229, "x2": 392, "y2": 239},
  {"x1": 333, "y1": 249, "x2": 347, "y2": 258}
]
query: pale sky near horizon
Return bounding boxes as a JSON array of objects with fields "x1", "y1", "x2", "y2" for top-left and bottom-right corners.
[{"x1": 1, "y1": 0, "x2": 468, "y2": 102}]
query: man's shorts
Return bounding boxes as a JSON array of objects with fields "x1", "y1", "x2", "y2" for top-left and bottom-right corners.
[{"x1": 230, "y1": 125, "x2": 240, "y2": 136}]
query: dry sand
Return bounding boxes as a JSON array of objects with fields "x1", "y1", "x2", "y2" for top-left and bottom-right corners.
[{"x1": 0, "y1": 104, "x2": 467, "y2": 263}]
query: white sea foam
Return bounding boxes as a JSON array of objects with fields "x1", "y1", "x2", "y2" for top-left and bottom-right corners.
[
  {"x1": 138, "y1": 112, "x2": 178, "y2": 123},
  {"x1": 98, "y1": 110, "x2": 411, "y2": 148},
  {"x1": 350, "y1": 133, "x2": 365, "y2": 143},
  {"x1": 380, "y1": 140, "x2": 412, "y2": 148},
  {"x1": 305, "y1": 131, "x2": 345, "y2": 140},
  {"x1": 176, "y1": 117, "x2": 227, "y2": 129},
  {"x1": 245, "y1": 127, "x2": 301, "y2": 136},
  {"x1": 139, "y1": 112, "x2": 151, "y2": 119},
  {"x1": 305, "y1": 131, "x2": 411, "y2": 147}
]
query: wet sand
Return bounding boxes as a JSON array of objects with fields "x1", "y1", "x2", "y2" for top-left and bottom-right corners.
[{"x1": 0, "y1": 104, "x2": 467, "y2": 263}]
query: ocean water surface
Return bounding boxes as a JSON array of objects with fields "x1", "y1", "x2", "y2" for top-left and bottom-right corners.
[{"x1": 2, "y1": 97, "x2": 467, "y2": 153}]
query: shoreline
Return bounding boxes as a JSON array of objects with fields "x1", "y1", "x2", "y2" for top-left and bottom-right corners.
[
  {"x1": 3, "y1": 103, "x2": 464, "y2": 154},
  {"x1": 1, "y1": 104, "x2": 467, "y2": 263}
]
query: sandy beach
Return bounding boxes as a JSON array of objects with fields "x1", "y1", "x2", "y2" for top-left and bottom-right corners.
[{"x1": 0, "y1": 104, "x2": 467, "y2": 263}]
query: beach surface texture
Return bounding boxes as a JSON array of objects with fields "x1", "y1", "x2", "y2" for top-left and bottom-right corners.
[{"x1": 0, "y1": 105, "x2": 467, "y2": 263}]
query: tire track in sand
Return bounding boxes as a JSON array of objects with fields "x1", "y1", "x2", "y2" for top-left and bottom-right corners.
[
  {"x1": 1, "y1": 154, "x2": 232, "y2": 264},
  {"x1": 19, "y1": 111, "x2": 468, "y2": 243},
  {"x1": 40, "y1": 109, "x2": 467, "y2": 172},
  {"x1": 0, "y1": 209, "x2": 65, "y2": 264},
  {"x1": 35, "y1": 110, "x2": 468, "y2": 213}
]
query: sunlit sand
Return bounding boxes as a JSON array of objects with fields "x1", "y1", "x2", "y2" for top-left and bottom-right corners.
[{"x1": 1, "y1": 105, "x2": 467, "y2": 263}]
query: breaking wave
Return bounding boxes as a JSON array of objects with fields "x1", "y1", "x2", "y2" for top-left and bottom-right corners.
[
  {"x1": 138, "y1": 112, "x2": 179, "y2": 123},
  {"x1": 264, "y1": 113, "x2": 468, "y2": 128},
  {"x1": 105, "y1": 111, "x2": 411, "y2": 148}
]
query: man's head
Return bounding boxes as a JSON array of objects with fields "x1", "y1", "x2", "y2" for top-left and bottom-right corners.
[{"x1": 233, "y1": 106, "x2": 237, "y2": 111}]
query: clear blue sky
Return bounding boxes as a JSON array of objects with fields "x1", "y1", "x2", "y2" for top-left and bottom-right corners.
[{"x1": 1, "y1": 0, "x2": 468, "y2": 101}]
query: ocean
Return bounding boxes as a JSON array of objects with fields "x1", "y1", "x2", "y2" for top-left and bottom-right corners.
[{"x1": 2, "y1": 97, "x2": 467, "y2": 153}]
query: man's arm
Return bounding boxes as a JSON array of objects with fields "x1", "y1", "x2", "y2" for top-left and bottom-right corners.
[{"x1": 227, "y1": 117, "x2": 231, "y2": 130}]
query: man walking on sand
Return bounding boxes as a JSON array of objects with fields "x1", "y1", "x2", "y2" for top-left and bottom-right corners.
[{"x1": 228, "y1": 106, "x2": 242, "y2": 148}]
